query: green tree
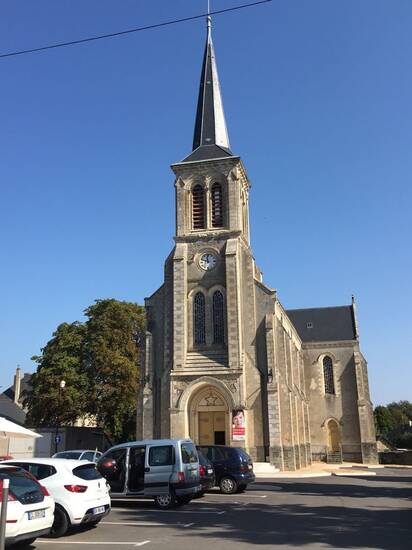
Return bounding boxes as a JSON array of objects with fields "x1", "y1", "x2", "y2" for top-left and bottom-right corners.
[
  {"x1": 387, "y1": 401, "x2": 412, "y2": 423},
  {"x1": 25, "y1": 322, "x2": 88, "y2": 426},
  {"x1": 386, "y1": 403, "x2": 409, "y2": 428},
  {"x1": 374, "y1": 405, "x2": 395, "y2": 435},
  {"x1": 84, "y1": 299, "x2": 145, "y2": 442}
]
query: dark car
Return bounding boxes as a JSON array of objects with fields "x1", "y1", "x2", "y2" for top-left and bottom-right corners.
[
  {"x1": 197, "y1": 449, "x2": 215, "y2": 494},
  {"x1": 196, "y1": 445, "x2": 255, "y2": 494}
]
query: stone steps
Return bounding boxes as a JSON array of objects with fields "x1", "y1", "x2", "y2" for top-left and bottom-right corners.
[
  {"x1": 326, "y1": 452, "x2": 343, "y2": 464},
  {"x1": 253, "y1": 462, "x2": 280, "y2": 474}
]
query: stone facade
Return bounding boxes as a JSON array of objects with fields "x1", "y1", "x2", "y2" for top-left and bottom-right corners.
[{"x1": 136, "y1": 18, "x2": 377, "y2": 469}]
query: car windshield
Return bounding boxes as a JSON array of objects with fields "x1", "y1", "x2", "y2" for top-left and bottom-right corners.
[
  {"x1": 54, "y1": 451, "x2": 82, "y2": 459},
  {"x1": 0, "y1": 468, "x2": 43, "y2": 504}
]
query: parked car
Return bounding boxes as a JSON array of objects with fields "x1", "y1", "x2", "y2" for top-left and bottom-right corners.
[
  {"x1": 52, "y1": 450, "x2": 103, "y2": 462},
  {"x1": 196, "y1": 445, "x2": 255, "y2": 494},
  {"x1": 4, "y1": 458, "x2": 110, "y2": 537},
  {"x1": 0, "y1": 464, "x2": 54, "y2": 547},
  {"x1": 97, "y1": 439, "x2": 201, "y2": 509},
  {"x1": 197, "y1": 449, "x2": 215, "y2": 494}
]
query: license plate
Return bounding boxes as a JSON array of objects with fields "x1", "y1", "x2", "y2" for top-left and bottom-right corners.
[
  {"x1": 28, "y1": 509, "x2": 45, "y2": 520},
  {"x1": 93, "y1": 506, "x2": 105, "y2": 515},
  {"x1": 207, "y1": 469, "x2": 213, "y2": 474}
]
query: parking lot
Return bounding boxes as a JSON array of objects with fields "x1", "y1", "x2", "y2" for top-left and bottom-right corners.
[{"x1": 31, "y1": 468, "x2": 411, "y2": 550}]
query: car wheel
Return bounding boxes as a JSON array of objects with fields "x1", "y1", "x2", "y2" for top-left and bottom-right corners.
[
  {"x1": 236, "y1": 484, "x2": 247, "y2": 493},
  {"x1": 51, "y1": 505, "x2": 70, "y2": 537},
  {"x1": 154, "y1": 493, "x2": 176, "y2": 509},
  {"x1": 220, "y1": 476, "x2": 237, "y2": 494}
]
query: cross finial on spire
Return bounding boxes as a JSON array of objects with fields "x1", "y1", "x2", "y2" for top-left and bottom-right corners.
[{"x1": 207, "y1": 1, "x2": 212, "y2": 34}]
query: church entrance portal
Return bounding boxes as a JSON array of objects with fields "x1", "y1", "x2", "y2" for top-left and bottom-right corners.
[
  {"x1": 327, "y1": 419, "x2": 341, "y2": 452},
  {"x1": 188, "y1": 387, "x2": 229, "y2": 445}
]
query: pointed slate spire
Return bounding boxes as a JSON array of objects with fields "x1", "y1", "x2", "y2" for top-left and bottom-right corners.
[{"x1": 182, "y1": 16, "x2": 234, "y2": 163}]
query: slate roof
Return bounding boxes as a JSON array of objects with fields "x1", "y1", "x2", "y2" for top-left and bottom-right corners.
[
  {"x1": 181, "y1": 17, "x2": 234, "y2": 164},
  {"x1": 286, "y1": 305, "x2": 357, "y2": 343},
  {"x1": 0, "y1": 394, "x2": 26, "y2": 425}
]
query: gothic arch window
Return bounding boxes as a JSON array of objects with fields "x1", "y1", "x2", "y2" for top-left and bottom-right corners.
[
  {"x1": 212, "y1": 290, "x2": 225, "y2": 344},
  {"x1": 192, "y1": 185, "x2": 205, "y2": 229},
  {"x1": 193, "y1": 292, "x2": 206, "y2": 345},
  {"x1": 211, "y1": 183, "x2": 223, "y2": 228},
  {"x1": 323, "y1": 356, "x2": 335, "y2": 394}
]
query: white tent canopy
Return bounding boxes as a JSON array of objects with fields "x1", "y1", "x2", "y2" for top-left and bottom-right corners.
[{"x1": 0, "y1": 417, "x2": 41, "y2": 439}]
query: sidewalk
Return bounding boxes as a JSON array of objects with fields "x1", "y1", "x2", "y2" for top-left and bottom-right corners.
[{"x1": 254, "y1": 461, "x2": 390, "y2": 479}]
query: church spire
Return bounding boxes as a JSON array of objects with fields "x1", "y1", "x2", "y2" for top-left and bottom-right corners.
[{"x1": 182, "y1": 16, "x2": 234, "y2": 163}]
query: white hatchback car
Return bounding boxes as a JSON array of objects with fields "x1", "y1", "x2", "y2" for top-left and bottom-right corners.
[
  {"x1": 4, "y1": 458, "x2": 110, "y2": 537},
  {"x1": 0, "y1": 465, "x2": 55, "y2": 546}
]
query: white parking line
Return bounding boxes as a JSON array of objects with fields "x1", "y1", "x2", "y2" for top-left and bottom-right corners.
[{"x1": 37, "y1": 541, "x2": 150, "y2": 547}]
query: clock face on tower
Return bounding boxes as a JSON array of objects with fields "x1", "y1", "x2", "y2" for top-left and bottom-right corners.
[{"x1": 199, "y1": 252, "x2": 217, "y2": 271}]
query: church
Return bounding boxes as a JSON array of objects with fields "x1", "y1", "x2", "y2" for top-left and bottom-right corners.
[{"x1": 137, "y1": 17, "x2": 378, "y2": 470}]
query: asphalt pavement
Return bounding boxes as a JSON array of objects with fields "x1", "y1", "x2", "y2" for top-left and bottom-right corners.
[{"x1": 30, "y1": 467, "x2": 411, "y2": 550}]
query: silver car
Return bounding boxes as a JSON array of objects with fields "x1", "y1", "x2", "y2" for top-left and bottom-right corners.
[{"x1": 97, "y1": 439, "x2": 201, "y2": 509}]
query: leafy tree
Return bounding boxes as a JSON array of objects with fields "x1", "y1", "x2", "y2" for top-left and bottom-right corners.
[
  {"x1": 374, "y1": 405, "x2": 394, "y2": 435},
  {"x1": 387, "y1": 401, "x2": 412, "y2": 423},
  {"x1": 84, "y1": 299, "x2": 145, "y2": 442},
  {"x1": 25, "y1": 322, "x2": 88, "y2": 426},
  {"x1": 374, "y1": 405, "x2": 395, "y2": 435}
]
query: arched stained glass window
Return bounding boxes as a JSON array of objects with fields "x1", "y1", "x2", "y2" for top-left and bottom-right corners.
[
  {"x1": 192, "y1": 185, "x2": 205, "y2": 229},
  {"x1": 213, "y1": 290, "x2": 224, "y2": 344},
  {"x1": 323, "y1": 356, "x2": 335, "y2": 394},
  {"x1": 211, "y1": 183, "x2": 223, "y2": 228},
  {"x1": 193, "y1": 292, "x2": 206, "y2": 345}
]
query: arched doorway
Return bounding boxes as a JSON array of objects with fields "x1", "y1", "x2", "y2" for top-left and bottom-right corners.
[
  {"x1": 327, "y1": 419, "x2": 341, "y2": 452},
  {"x1": 188, "y1": 386, "x2": 230, "y2": 445}
]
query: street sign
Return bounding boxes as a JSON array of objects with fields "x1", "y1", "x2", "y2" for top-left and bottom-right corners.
[{"x1": 55, "y1": 434, "x2": 62, "y2": 444}]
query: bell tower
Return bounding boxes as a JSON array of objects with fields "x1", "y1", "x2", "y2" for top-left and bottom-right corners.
[{"x1": 173, "y1": 15, "x2": 250, "y2": 245}]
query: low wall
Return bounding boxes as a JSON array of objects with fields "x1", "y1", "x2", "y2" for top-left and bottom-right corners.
[{"x1": 379, "y1": 450, "x2": 412, "y2": 465}]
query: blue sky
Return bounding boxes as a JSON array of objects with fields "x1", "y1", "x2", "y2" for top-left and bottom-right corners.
[{"x1": 1, "y1": 1, "x2": 411, "y2": 405}]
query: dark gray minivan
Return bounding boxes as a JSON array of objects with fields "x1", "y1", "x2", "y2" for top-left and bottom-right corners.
[{"x1": 97, "y1": 439, "x2": 201, "y2": 509}]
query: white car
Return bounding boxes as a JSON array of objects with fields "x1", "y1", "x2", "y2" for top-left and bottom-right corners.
[
  {"x1": 0, "y1": 465, "x2": 55, "y2": 546},
  {"x1": 53, "y1": 450, "x2": 103, "y2": 462},
  {"x1": 4, "y1": 458, "x2": 110, "y2": 537}
]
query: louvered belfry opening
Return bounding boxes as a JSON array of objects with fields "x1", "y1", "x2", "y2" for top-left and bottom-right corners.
[
  {"x1": 323, "y1": 356, "x2": 335, "y2": 394},
  {"x1": 192, "y1": 185, "x2": 205, "y2": 229},
  {"x1": 213, "y1": 290, "x2": 225, "y2": 344},
  {"x1": 211, "y1": 183, "x2": 223, "y2": 227},
  {"x1": 193, "y1": 292, "x2": 206, "y2": 345}
]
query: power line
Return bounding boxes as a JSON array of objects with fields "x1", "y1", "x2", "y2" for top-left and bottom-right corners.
[{"x1": 0, "y1": 0, "x2": 272, "y2": 60}]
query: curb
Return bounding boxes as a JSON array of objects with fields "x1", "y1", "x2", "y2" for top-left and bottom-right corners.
[{"x1": 255, "y1": 472, "x2": 332, "y2": 479}]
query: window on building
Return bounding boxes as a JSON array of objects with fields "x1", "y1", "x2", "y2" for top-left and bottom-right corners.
[
  {"x1": 211, "y1": 183, "x2": 223, "y2": 227},
  {"x1": 323, "y1": 356, "x2": 335, "y2": 394},
  {"x1": 212, "y1": 290, "x2": 225, "y2": 344},
  {"x1": 192, "y1": 185, "x2": 205, "y2": 229},
  {"x1": 193, "y1": 292, "x2": 206, "y2": 345}
]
